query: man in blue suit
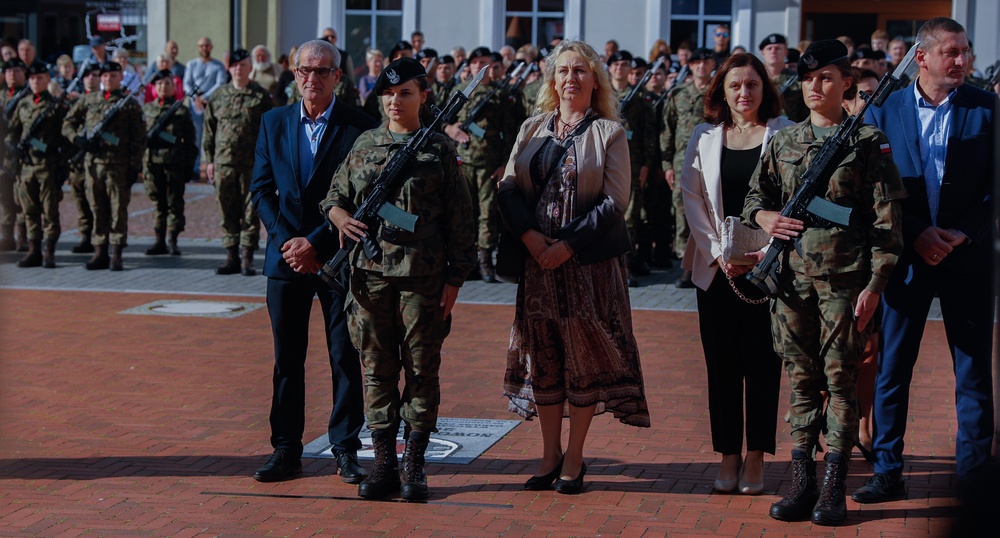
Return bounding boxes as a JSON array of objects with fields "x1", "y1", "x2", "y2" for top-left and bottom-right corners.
[
  {"x1": 249, "y1": 39, "x2": 378, "y2": 483},
  {"x1": 854, "y1": 17, "x2": 996, "y2": 502}
]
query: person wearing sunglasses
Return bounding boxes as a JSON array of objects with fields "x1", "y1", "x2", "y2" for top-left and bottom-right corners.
[{"x1": 713, "y1": 24, "x2": 731, "y2": 64}]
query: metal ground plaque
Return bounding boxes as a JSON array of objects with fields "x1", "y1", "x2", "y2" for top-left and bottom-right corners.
[
  {"x1": 121, "y1": 300, "x2": 265, "y2": 318},
  {"x1": 303, "y1": 417, "x2": 520, "y2": 465}
]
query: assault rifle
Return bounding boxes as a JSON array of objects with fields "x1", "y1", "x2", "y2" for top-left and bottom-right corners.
[
  {"x1": 507, "y1": 62, "x2": 535, "y2": 99},
  {"x1": 318, "y1": 66, "x2": 489, "y2": 294},
  {"x1": 620, "y1": 56, "x2": 665, "y2": 113},
  {"x1": 778, "y1": 73, "x2": 799, "y2": 95},
  {"x1": 460, "y1": 62, "x2": 523, "y2": 137},
  {"x1": 146, "y1": 85, "x2": 198, "y2": 145},
  {"x1": 4, "y1": 86, "x2": 31, "y2": 119},
  {"x1": 70, "y1": 85, "x2": 145, "y2": 164},
  {"x1": 16, "y1": 60, "x2": 90, "y2": 164},
  {"x1": 653, "y1": 64, "x2": 690, "y2": 109},
  {"x1": 746, "y1": 42, "x2": 920, "y2": 296}
]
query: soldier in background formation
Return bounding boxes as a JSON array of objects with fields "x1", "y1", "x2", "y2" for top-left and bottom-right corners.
[
  {"x1": 1, "y1": 58, "x2": 28, "y2": 251},
  {"x1": 202, "y1": 48, "x2": 272, "y2": 276},
  {"x1": 759, "y1": 33, "x2": 808, "y2": 122},
  {"x1": 141, "y1": 69, "x2": 197, "y2": 256},
  {"x1": 64, "y1": 62, "x2": 101, "y2": 255},
  {"x1": 62, "y1": 60, "x2": 145, "y2": 271}
]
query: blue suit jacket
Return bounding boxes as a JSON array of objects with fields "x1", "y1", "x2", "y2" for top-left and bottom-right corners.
[
  {"x1": 866, "y1": 83, "x2": 996, "y2": 272},
  {"x1": 250, "y1": 99, "x2": 378, "y2": 280}
]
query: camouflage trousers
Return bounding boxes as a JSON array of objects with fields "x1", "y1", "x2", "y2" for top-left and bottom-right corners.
[
  {"x1": 1, "y1": 155, "x2": 23, "y2": 227},
  {"x1": 144, "y1": 162, "x2": 187, "y2": 234},
  {"x1": 671, "y1": 169, "x2": 688, "y2": 259},
  {"x1": 85, "y1": 159, "x2": 131, "y2": 246},
  {"x1": 69, "y1": 165, "x2": 93, "y2": 237},
  {"x1": 17, "y1": 161, "x2": 62, "y2": 242},
  {"x1": 772, "y1": 270, "x2": 869, "y2": 456},
  {"x1": 624, "y1": 168, "x2": 644, "y2": 246},
  {"x1": 347, "y1": 270, "x2": 451, "y2": 433},
  {"x1": 642, "y1": 177, "x2": 673, "y2": 257},
  {"x1": 214, "y1": 164, "x2": 259, "y2": 249},
  {"x1": 462, "y1": 164, "x2": 499, "y2": 251}
]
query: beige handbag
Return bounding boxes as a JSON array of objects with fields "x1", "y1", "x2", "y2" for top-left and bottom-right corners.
[{"x1": 720, "y1": 216, "x2": 770, "y2": 265}]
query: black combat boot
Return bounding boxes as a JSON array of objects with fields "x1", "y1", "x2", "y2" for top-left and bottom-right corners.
[
  {"x1": 71, "y1": 234, "x2": 94, "y2": 254},
  {"x1": 215, "y1": 246, "x2": 240, "y2": 275},
  {"x1": 358, "y1": 429, "x2": 400, "y2": 500},
  {"x1": 168, "y1": 230, "x2": 181, "y2": 255},
  {"x1": 769, "y1": 450, "x2": 819, "y2": 521},
  {"x1": 145, "y1": 229, "x2": 168, "y2": 255},
  {"x1": 16, "y1": 239, "x2": 42, "y2": 267},
  {"x1": 110, "y1": 244, "x2": 124, "y2": 271},
  {"x1": 42, "y1": 239, "x2": 57, "y2": 268},
  {"x1": 0, "y1": 224, "x2": 15, "y2": 251},
  {"x1": 625, "y1": 254, "x2": 639, "y2": 287},
  {"x1": 400, "y1": 430, "x2": 431, "y2": 501},
  {"x1": 85, "y1": 244, "x2": 110, "y2": 270},
  {"x1": 478, "y1": 249, "x2": 496, "y2": 283},
  {"x1": 812, "y1": 452, "x2": 849, "y2": 526},
  {"x1": 15, "y1": 222, "x2": 28, "y2": 252},
  {"x1": 241, "y1": 246, "x2": 256, "y2": 276}
]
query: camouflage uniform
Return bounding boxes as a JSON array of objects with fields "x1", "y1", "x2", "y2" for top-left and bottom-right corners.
[
  {"x1": 643, "y1": 89, "x2": 673, "y2": 264},
  {"x1": 431, "y1": 79, "x2": 455, "y2": 111},
  {"x1": 143, "y1": 96, "x2": 197, "y2": 236},
  {"x1": 612, "y1": 85, "x2": 657, "y2": 257},
  {"x1": 8, "y1": 92, "x2": 67, "y2": 242},
  {"x1": 65, "y1": 92, "x2": 92, "y2": 243},
  {"x1": 742, "y1": 120, "x2": 905, "y2": 455},
  {"x1": 662, "y1": 80, "x2": 708, "y2": 257},
  {"x1": 62, "y1": 89, "x2": 146, "y2": 247},
  {"x1": 452, "y1": 79, "x2": 516, "y2": 252},
  {"x1": 202, "y1": 81, "x2": 271, "y2": 249},
  {"x1": 774, "y1": 69, "x2": 809, "y2": 122},
  {"x1": 1, "y1": 86, "x2": 28, "y2": 242},
  {"x1": 321, "y1": 126, "x2": 476, "y2": 432},
  {"x1": 519, "y1": 78, "x2": 543, "y2": 117}
]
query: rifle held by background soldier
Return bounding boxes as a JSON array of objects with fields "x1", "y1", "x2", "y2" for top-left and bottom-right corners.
[{"x1": 620, "y1": 57, "x2": 665, "y2": 113}]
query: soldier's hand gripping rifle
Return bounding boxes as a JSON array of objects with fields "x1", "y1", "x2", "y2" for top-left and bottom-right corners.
[
  {"x1": 318, "y1": 66, "x2": 489, "y2": 294},
  {"x1": 70, "y1": 84, "x2": 145, "y2": 165},
  {"x1": 746, "y1": 42, "x2": 920, "y2": 297},
  {"x1": 16, "y1": 60, "x2": 90, "y2": 165},
  {"x1": 147, "y1": 84, "x2": 198, "y2": 145},
  {"x1": 3, "y1": 85, "x2": 31, "y2": 120},
  {"x1": 459, "y1": 62, "x2": 523, "y2": 138},
  {"x1": 653, "y1": 63, "x2": 690, "y2": 109},
  {"x1": 507, "y1": 62, "x2": 536, "y2": 99},
  {"x1": 619, "y1": 57, "x2": 665, "y2": 113}
]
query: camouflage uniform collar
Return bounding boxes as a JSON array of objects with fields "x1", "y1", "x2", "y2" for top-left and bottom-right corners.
[{"x1": 370, "y1": 124, "x2": 421, "y2": 147}]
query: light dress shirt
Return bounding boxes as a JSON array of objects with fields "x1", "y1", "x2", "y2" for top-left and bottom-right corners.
[{"x1": 913, "y1": 79, "x2": 955, "y2": 225}]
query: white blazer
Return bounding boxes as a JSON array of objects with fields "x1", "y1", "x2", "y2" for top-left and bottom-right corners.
[{"x1": 679, "y1": 117, "x2": 794, "y2": 291}]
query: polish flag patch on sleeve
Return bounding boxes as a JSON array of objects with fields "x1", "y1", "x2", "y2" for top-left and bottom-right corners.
[
  {"x1": 880, "y1": 143, "x2": 892, "y2": 154},
  {"x1": 456, "y1": 155, "x2": 463, "y2": 166}
]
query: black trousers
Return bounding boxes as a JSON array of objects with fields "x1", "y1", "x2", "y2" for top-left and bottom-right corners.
[
  {"x1": 696, "y1": 270, "x2": 781, "y2": 454},
  {"x1": 266, "y1": 276, "x2": 364, "y2": 457}
]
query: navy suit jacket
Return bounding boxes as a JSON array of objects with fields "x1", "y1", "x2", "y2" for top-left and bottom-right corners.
[
  {"x1": 866, "y1": 83, "x2": 996, "y2": 272},
  {"x1": 250, "y1": 99, "x2": 378, "y2": 280}
]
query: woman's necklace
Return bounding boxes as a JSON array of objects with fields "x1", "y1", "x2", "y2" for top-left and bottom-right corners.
[{"x1": 557, "y1": 112, "x2": 586, "y2": 139}]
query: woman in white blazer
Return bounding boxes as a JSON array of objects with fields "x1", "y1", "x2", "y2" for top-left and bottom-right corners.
[{"x1": 679, "y1": 53, "x2": 793, "y2": 495}]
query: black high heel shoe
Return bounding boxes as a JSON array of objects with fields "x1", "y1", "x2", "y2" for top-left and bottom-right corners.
[
  {"x1": 554, "y1": 462, "x2": 586, "y2": 495},
  {"x1": 524, "y1": 456, "x2": 564, "y2": 490}
]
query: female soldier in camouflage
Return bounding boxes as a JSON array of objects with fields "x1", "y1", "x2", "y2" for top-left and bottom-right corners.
[
  {"x1": 742, "y1": 40, "x2": 904, "y2": 526},
  {"x1": 323, "y1": 57, "x2": 476, "y2": 502}
]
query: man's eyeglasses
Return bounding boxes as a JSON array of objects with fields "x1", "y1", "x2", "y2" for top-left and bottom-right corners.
[
  {"x1": 715, "y1": 32, "x2": 729, "y2": 38},
  {"x1": 296, "y1": 66, "x2": 335, "y2": 78}
]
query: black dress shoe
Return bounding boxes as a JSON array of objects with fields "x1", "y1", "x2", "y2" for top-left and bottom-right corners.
[
  {"x1": 524, "y1": 456, "x2": 563, "y2": 491},
  {"x1": 851, "y1": 472, "x2": 904, "y2": 503},
  {"x1": 253, "y1": 449, "x2": 302, "y2": 482},
  {"x1": 335, "y1": 450, "x2": 368, "y2": 484},
  {"x1": 554, "y1": 462, "x2": 586, "y2": 495}
]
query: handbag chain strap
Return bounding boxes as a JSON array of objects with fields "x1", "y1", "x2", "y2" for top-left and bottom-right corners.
[{"x1": 727, "y1": 274, "x2": 770, "y2": 305}]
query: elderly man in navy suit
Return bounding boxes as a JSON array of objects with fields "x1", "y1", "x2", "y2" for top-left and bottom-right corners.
[
  {"x1": 249, "y1": 39, "x2": 378, "y2": 483},
  {"x1": 855, "y1": 17, "x2": 996, "y2": 502}
]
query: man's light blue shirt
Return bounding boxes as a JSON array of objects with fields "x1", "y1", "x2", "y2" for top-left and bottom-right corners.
[
  {"x1": 183, "y1": 57, "x2": 227, "y2": 99},
  {"x1": 913, "y1": 79, "x2": 954, "y2": 225},
  {"x1": 298, "y1": 95, "x2": 337, "y2": 188}
]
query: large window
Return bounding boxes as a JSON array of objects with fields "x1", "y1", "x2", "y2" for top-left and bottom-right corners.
[
  {"x1": 505, "y1": 0, "x2": 565, "y2": 51},
  {"x1": 345, "y1": 0, "x2": 403, "y2": 80},
  {"x1": 669, "y1": 0, "x2": 732, "y2": 53}
]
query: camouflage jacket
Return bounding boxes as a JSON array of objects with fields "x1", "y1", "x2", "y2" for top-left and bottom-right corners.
[
  {"x1": 519, "y1": 78, "x2": 543, "y2": 118},
  {"x1": 202, "y1": 81, "x2": 272, "y2": 166},
  {"x1": 613, "y1": 85, "x2": 657, "y2": 174},
  {"x1": 774, "y1": 69, "x2": 809, "y2": 122},
  {"x1": 61, "y1": 89, "x2": 145, "y2": 169},
  {"x1": 432, "y1": 79, "x2": 456, "y2": 111},
  {"x1": 2, "y1": 86, "x2": 29, "y2": 170},
  {"x1": 322, "y1": 126, "x2": 477, "y2": 287},
  {"x1": 7, "y1": 92, "x2": 70, "y2": 163},
  {"x1": 661, "y1": 80, "x2": 708, "y2": 172},
  {"x1": 451, "y1": 79, "x2": 516, "y2": 168},
  {"x1": 743, "y1": 119, "x2": 906, "y2": 293},
  {"x1": 142, "y1": 97, "x2": 198, "y2": 166}
]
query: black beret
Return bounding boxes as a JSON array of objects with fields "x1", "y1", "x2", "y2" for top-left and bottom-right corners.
[
  {"x1": 798, "y1": 39, "x2": 849, "y2": 77},
  {"x1": 230, "y1": 48, "x2": 251, "y2": 64},
  {"x1": 758, "y1": 33, "x2": 787, "y2": 50},
  {"x1": 851, "y1": 47, "x2": 886, "y2": 61},
  {"x1": 88, "y1": 35, "x2": 105, "y2": 47},
  {"x1": 82, "y1": 61, "x2": 102, "y2": 75},
  {"x1": 490, "y1": 52, "x2": 503, "y2": 63},
  {"x1": 3, "y1": 57, "x2": 26, "y2": 71},
  {"x1": 690, "y1": 47, "x2": 717, "y2": 62},
  {"x1": 631, "y1": 57, "x2": 648, "y2": 70},
  {"x1": 99, "y1": 60, "x2": 122, "y2": 74},
  {"x1": 372, "y1": 57, "x2": 426, "y2": 97},
  {"x1": 468, "y1": 46, "x2": 492, "y2": 61},
  {"x1": 416, "y1": 48, "x2": 438, "y2": 60},
  {"x1": 150, "y1": 69, "x2": 174, "y2": 84},
  {"x1": 785, "y1": 49, "x2": 801, "y2": 64},
  {"x1": 388, "y1": 40, "x2": 413, "y2": 58},
  {"x1": 440, "y1": 54, "x2": 455, "y2": 65},
  {"x1": 606, "y1": 50, "x2": 633, "y2": 66},
  {"x1": 668, "y1": 62, "x2": 681, "y2": 74},
  {"x1": 26, "y1": 61, "x2": 49, "y2": 76}
]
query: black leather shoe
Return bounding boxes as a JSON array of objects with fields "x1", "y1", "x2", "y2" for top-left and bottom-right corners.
[
  {"x1": 524, "y1": 456, "x2": 563, "y2": 491},
  {"x1": 553, "y1": 462, "x2": 586, "y2": 495},
  {"x1": 851, "y1": 472, "x2": 904, "y2": 503},
  {"x1": 253, "y1": 449, "x2": 302, "y2": 482},
  {"x1": 335, "y1": 450, "x2": 368, "y2": 484}
]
